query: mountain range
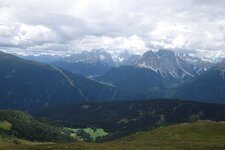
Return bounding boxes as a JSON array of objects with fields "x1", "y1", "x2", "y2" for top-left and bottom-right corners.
[
  {"x1": 0, "y1": 51, "x2": 145, "y2": 110},
  {"x1": 1, "y1": 49, "x2": 225, "y2": 108},
  {"x1": 19, "y1": 49, "x2": 212, "y2": 80},
  {"x1": 52, "y1": 49, "x2": 117, "y2": 77},
  {"x1": 127, "y1": 50, "x2": 212, "y2": 81},
  {"x1": 18, "y1": 54, "x2": 63, "y2": 63}
]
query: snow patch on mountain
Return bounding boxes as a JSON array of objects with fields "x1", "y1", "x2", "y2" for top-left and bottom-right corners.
[{"x1": 133, "y1": 50, "x2": 212, "y2": 80}]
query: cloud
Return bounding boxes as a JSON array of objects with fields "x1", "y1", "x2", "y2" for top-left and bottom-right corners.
[
  {"x1": 0, "y1": 23, "x2": 59, "y2": 46},
  {"x1": 71, "y1": 35, "x2": 147, "y2": 53},
  {"x1": 0, "y1": 0, "x2": 225, "y2": 59}
]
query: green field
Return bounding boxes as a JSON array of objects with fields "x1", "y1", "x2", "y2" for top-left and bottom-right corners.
[
  {"x1": 66, "y1": 127, "x2": 108, "y2": 141},
  {"x1": 1, "y1": 120, "x2": 225, "y2": 150},
  {"x1": 0, "y1": 121, "x2": 12, "y2": 130}
]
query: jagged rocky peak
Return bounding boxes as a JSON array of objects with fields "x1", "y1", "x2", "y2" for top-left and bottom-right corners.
[
  {"x1": 91, "y1": 49, "x2": 114, "y2": 62},
  {"x1": 156, "y1": 50, "x2": 177, "y2": 67},
  {"x1": 177, "y1": 52, "x2": 202, "y2": 64},
  {"x1": 134, "y1": 50, "x2": 196, "y2": 79},
  {"x1": 115, "y1": 50, "x2": 131, "y2": 62},
  {"x1": 122, "y1": 54, "x2": 141, "y2": 66},
  {"x1": 142, "y1": 50, "x2": 155, "y2": 57},
  {"x1": 157, "y1": 49, "x2": 176, "y2": 58},
  {"x1": 221, "y1": 58, "x2": 225, "y2": 64},
  {"x1": 215, "y1": 58, "x2": 225, "y2": 70},
  {"x1": 177, "y1": 52, "x2": 213, "y2": 74},
  {"x1": 134, "y1": 49, "x2": 214, "y2": 79},
  {"x1": 62, "y1": 49, "x2": 116, "y2": 66},
  {"x1": 136, "y1": 50, "x2": 158, "y2": 69}
]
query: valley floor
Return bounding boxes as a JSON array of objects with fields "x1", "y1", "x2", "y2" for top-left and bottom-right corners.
[{"x1": 1, "y1": 120, "x2": 225, "y2": 150}]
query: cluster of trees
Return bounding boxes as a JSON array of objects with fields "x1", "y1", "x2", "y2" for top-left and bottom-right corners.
[
  {"x1": 34, "y1": 99, "x2": 225, "y2": 141},
  {"x1": 0, "y1": 110, "x2": 74, "y2": 142}
]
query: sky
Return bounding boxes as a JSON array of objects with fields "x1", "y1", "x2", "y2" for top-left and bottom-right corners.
[{"x1": 0, "y1": 0, "x2": 225, "y2": 59}]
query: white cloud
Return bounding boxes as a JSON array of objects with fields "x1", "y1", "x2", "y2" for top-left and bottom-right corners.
[
  {"x1": 0, "y1": 23, "x2": 59, "y2": 46},
  {"x1": 0, "y1": 0, "x2": 225, "y2": 59},
  {"x1": 71, "y1": 35, "x2": 147, "y2": 53}
]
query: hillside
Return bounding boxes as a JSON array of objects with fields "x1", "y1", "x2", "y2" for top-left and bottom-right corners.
[
  {"x1": 172, "y1": 61, "x2": 225, "y2": 104},
  {"x1": 108, "y1": 120, "x2": 225, "y2": 150},
  {"x1": 53, "y1": 61, "x2": 111, "y2": 77},
  {"x1": 2, "y1": 121, "x2": 225, "y2": 150},
  {"x1": 95, "y1": 66, "x2": 166, "y2": 98},
  {"x1": 33, "y1": 99, "x2": 225, "y2": 140},
  {"x1": 0, "y1": 110, "x2": 73, "y2": 142}
]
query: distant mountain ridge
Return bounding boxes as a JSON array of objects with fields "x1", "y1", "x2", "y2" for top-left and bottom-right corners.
[
  {"x1": 18, "y1": 49, "x2": 212, "y2": 79},
  {"x1": 52, "y1": 49, "x2": 117, "y2": 77},
  {"x1": 129, "y1": 50, "x2": 212, "y2": 81},
  {"x1": 0, "y1": 51, "x2": 146, "y2": 110},
  {"x1": 55, "y1": 49, "x2": 212, "y2": 80},
  {"x1": 18, "y1": 54, "x2": 63, "y2": 63}
]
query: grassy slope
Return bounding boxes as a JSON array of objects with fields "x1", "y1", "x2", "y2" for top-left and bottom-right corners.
[
  {"x1": 2, "y1": 120, "x2": 225, "y2": 150},
  {"x1": 0, "y1": 110, "x2": 74, "y2": 142},
  {"x1": 111, "y1": 120, "x2": 225, "y2": 150}
]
